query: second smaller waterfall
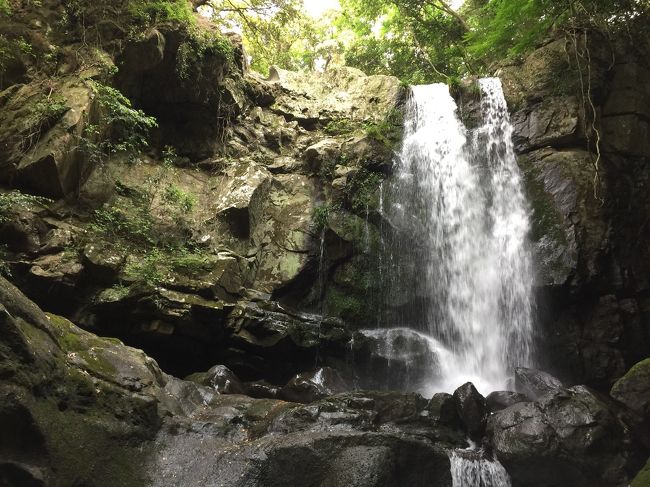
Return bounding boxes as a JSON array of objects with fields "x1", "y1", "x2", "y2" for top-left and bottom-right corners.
[{"x1": 450, "y1": 450, "x2": 511, "y2": 487}]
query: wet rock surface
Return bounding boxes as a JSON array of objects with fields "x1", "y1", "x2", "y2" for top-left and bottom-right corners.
[
  {"x1": 452, "y1": 382, "x2": 488, "y2": 440},
  {"x1": 485, "y1": 391, "x2": 528, "y2": 412},
  {"x1": 488, "y1": 385, "x2": 642, "y2": 487},
  {"x1": 1, "y1": 276, "x2": 463, "y2": 486},
  {"x1": 2, "y1": 275, "x2": 648, "y2": 486},
  {"x1": 514, "y1": 367, "x2": 564, "y2": 400},
  {"x1": 497, "y1": 29, "x2": 650, "y2": 390}
]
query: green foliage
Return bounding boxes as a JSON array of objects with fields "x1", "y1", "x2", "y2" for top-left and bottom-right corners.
[
  {"x1": 33, "y1": 95, "x2": 68, "y2": 121},
  {"x1": 93, "y1": 82, "x2": 158, "y2": 154},
  {"x1": 163, "y1": 184, "x2": 196, "y2": 213},
  {"x1": 333, "y1": 0, "x2": 649, "y2": 83},
  {"x1": 126, "y1": 0, "x2": 194, "y2": 27},
  {"x1": 348, "y1": 169, "x2": 383, "y2": 213},
  {"x1": 325, "y1": 286, "x2": 363, "y2": 320},
  {"x1": 206, "y1": 0, "x2": 338, "y2": 75},
  {"x1": 0, "y1": 244, "x2": 11, "y2": 278},
  {"x1": 176, "y1": 29, "x2": 234, "y2": 79},
  {"x1": 63, "y1": 0, "x2": 195, "y2": 39},
  {"x1": 0, "y1": 0, "x2": 11, "y2": 15},
  {"x1": 124, "y1": 249, "x2": 163, "y2": 285},
  {"x1": 364, "y1": 108, "x2": 403, "y2": 148},
  {"x1": 313, "y1": 204, "x2": 335, "y2": 231},
  {"x1": 338, "y1": 0, "x2": 469, "y2": 83},
  {"x1": 324, "y1": 118, "x2": 357, "y2": 136},
  {"x1": 90, "y1": 203, "x2": 154, "y2": 245},
  {"x1": 467, "y1": 0, "x2": 648, "y2": 62},
  {"x1": 0, "y1": 191, "x2": 52, "y2": 223},
  {"x1": 75, "y1": 82, "x2": 156, "y2": 167}
]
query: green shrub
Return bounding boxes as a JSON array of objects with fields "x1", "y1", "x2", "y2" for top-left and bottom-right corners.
[
  {"x1": 176, "y1": 29, "x2": 235, "y2": 79},
  {"x1": 124, "y1": 249, "x2": 163, "y2": 285},
  {"x1": 324, "y1": 118, "x2": 356, "y2": 136},
  {"x1": 89, "y1": 203, "x2": 154, "y2": 245},
  {"x1": 163, "y1": 184, "x2": 196, "y2": 213},
  {"x1": 127, "y1": 0, "x2": 194, "y2": 27},
  {"x1": 348, "y1": 169, "x2": 383, "y2": 213},
  {"x1": 92, "y1": 81, "x2": 158, "y2": 155},
  {"x1": 0, "y1": 191, "x2": 52, "y2": 223},
  {"x1": 0, "y1": 244, "x2": 11, "y2": 278},
  {"x1": 364, "y1": 108, "x2": 403, "y2": 148}
]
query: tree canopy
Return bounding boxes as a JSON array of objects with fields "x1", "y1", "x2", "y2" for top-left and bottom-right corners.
[{"x1": 208, "y1": 0, "x2": 647, "y2": 84}]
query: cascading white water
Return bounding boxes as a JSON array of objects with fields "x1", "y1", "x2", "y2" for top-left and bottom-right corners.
[
  {"x1": 449, "y1": 450, "x2": 511, "y2": 487},
  {"x1": 377, "y1": 78, "x2": 534, "y2": 395}
]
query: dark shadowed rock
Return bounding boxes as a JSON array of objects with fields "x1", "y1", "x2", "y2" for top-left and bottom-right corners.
[
  {"x1": 610, "y1": 358, "x2": 650, "y2": 422},
  {"x1": 486, "y1": 391, "x2": 528, "y2": 412},
  {"x1": 515, "y1": 367, "x2": 564, "y2": 400},
  {"x1": 631, "y1": 456, "x2": 650, "y2": 487},
  {"x1": 280, "y1": 367, "x2": 349, "y2": 403},
  {"x1": 452, "y1": 382, "x2": 487, "y2": 439},
  {"x1": 244, "y1": 380, "x2": 281, "y2": 399},
  {"x1": 427, "y1": 393, "x2": 459, "y2": 425},
  {"x1": 185, "y1": 364, "x2": 246, "y2": 395},
  {"x1": 81, "y1": 243, "x2": 125, "y2": 283},
  {"x1": 489, "y1": 386, "x2": 635, "y2": 487}
]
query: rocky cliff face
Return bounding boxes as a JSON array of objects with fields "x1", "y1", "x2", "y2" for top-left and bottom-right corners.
[
  {"x1": 498, "y1": 26, "x2": 650, "y2": 391},
  {"x1": 0, "y1": 1, "x2": 403, "y2": 385}
]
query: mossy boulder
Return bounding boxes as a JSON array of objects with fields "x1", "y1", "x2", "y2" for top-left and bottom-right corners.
[
  {"x1": 611, "y1": 358, "x2": 650, "y2": 421},
  {"x1": 631, "y1": 456, "x2": 650, "y2": 487}
]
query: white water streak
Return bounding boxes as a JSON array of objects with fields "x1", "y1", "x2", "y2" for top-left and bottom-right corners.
[{"x1": 450, "y1": 451, "x2": 512, "y2": 487}]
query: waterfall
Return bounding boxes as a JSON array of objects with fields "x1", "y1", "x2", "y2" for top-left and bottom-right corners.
[
  {"x1": 371, "y1": 79, "x2": 534, "y2": 395},
  {"x1": 449, "y1": 450, "x2": 512, "y2": 487}
]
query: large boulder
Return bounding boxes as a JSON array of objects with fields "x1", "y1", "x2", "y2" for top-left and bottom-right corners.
[
  {"x1": 452, "y1": 382, "x2": 488, "y2": 440},
  {"x1": 489, "y1": 386, "x2": 636, "y2": 486},
  {"x1": 427, "y1": 393, "x2": 459, "y2": 426},
  {"x1": 269, "y1": 66, "x2": 402, "y2": 129},
  {"x1": 610, "y1": 359, "x2": 650, "y2": 421}
]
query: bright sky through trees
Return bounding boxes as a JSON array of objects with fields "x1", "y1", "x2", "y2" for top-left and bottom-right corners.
[{"x1": 303, "y1": 0, "x2": 340, "y2": 17}]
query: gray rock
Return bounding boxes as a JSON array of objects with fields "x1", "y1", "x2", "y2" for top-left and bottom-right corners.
[
  {"x1": 489, "y1": 386, "x2": 634, "y2": 487},
  {"x1": 610, "y1": 358, "x2": 650, "y2": 421},
  {"x1": 280, "y1": 367, "x2": 349, "y2": 403},
  {"x1": 82, "y1": 243, "x2": 124, "y2": 283},
  {"x1": 452, "y1": 382, "x2": 487, "y2": 439},
  {"x1": 485, "y1": 391, "x2": 528, "y2": 412},
  {"x1": 515, "y1": 367, "x2": 564, "y2": 400},
  {"x1": 244, "y1": 380, "x2": 281, "y2": 399},
  {"x1": 185, "y1": 364, "x2": 246, "y2": 395},
  {"x1": 427, "y1": 392, "x2": 459, "y2": 425}
]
